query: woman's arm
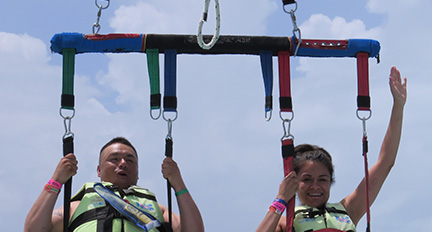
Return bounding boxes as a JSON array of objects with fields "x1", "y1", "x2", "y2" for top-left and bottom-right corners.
[
  {"x1": 256, "y1": 171, "x2": 298, "y2": 232},
  {"x1": 343, "y1": 66, "x2": 407, "y2": 225}
]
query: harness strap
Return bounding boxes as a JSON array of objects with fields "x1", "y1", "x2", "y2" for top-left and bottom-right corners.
[
  {"x1": 68, "y1": 205, "x2": 123, "y2": 232},
  {"x1": 71, "y1": 186, "x2": 158, "y2": 202},
  {"x1": 278, "y1": 50, "x2": 295, "y2": 232},
  {"x1": 147, "y1": 48, "x2": 162, "y2": 119},
  {"x1": 260, "y1": 50, "x2": 273, "y2": 120},
  {"x1": 356, "y1": 52, "x2": 370, "y2": 111},
  {"x1": 163, "y1": 50, "x2": 177, "y2": 113},
  {"x1": 61, "y1": 48, "x2": 76, "y2": 232},
  {"x1": 61, "y1": 48, "x2": 75, "y2": 110},
  {"x1": 278, "y1": 51, "x2": 293, "y2": 112}
]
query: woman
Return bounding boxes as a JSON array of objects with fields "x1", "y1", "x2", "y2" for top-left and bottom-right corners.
[{"x1": 256, "y1": 66, "x2": 407, "y2": 232}]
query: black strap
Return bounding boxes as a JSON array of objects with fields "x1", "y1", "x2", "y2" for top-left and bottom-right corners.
[{"x1": 63, "y1": 136, "x2": 74, "y2": 232}]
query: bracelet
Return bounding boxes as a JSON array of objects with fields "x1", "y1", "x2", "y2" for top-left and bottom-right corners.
[
  {"x1": 271, "y1": 200, "x2": 286, "y2": 213},
  {"x1": 44, "y1": 184, "x2": 61, "y2": 195},
  {"x1": 268, "y1": 205, "x2": 283, "y2": 215},
  {"x1": 175, "y1": 188, "x2": 189, "y2": 197},
  {"x1": 48, "y1": 179, "x2": 62, "y2": 189},
  {"x1": 274, "y1": 198, "x2": 287, "y2": 207}
]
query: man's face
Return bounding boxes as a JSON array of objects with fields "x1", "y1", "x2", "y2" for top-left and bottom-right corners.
[{"x1": 97, "y1": 143, "x2": 139, "y2": 189}]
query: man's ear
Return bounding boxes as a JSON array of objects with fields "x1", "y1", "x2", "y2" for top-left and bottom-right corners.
[{"x1": 97, "y1": 165, "x2": 101, "y2": 177}]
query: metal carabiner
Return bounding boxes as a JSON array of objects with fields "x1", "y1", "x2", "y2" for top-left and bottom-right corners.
[
  {"x1": 92, "y1": 0, "x2": 110, "y2": 34},
  {"x1": 283, "y1": 2, "x2": 302, "y2": 56},
  {"x1": 357, "y1": 109, "x2": 372, "y2": 137},
  {"x1": 197, "y1": 0, "x2": 221, "y2": 50}
]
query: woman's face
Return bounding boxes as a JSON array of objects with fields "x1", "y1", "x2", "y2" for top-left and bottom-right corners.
[{"x1": 297, "y1": 160, "x2": 331, "y2": 208}]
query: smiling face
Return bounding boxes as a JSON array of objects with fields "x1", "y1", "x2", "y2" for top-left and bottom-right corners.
[
  {"x1": 97, "y1": 142, "x2": 139, "y2": 190},
  {"x1": 297, "y1": 160, "x2": 332, "y2": 208}
]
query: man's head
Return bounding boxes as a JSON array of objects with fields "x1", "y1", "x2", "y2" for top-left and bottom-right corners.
[{"x1": 97, "y1": 137, "x2": 139, "y2": 189}]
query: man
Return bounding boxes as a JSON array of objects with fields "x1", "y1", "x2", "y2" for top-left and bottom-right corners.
[{"x1": 25, "y1": 137, "x2": 204, "y2": 232}]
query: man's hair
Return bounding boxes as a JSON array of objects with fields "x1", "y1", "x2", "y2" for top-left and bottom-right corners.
[{"x1": 99, "y1": 137, "x2": 138, "y2": 163}]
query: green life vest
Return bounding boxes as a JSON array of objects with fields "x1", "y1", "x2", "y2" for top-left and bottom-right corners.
[
  {"x1": 69, "y1": 182, "x2": 167, "y2": 232},
  {"x1": 293, "y1": 203, "x2": 356, "y2": 232}
]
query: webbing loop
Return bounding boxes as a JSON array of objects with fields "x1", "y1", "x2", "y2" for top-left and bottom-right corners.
[
  {"x1": 260, "y1": 50, "x2": 273, "y2": 121},
  {"x1": 163, "y1": 49, "x2": 178, "y2": 121},
  {"x1": 278, "y1": 51, "x2": 293, "y2": 113},
  {"x1": 146, "y1": 48, "x2": 162, "y2": 120},
  {"x1": 197, "y1": 0, "x2": 221, "y2": 50}
]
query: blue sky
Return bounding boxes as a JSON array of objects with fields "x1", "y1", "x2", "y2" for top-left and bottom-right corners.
[{"x1": 1, "y1": 0, "x2": 431, "y2": 231}]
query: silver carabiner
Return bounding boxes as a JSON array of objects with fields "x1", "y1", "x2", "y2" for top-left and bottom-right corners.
[{"x1": 356, "y1": 109, "x2": 372, "y2": 137}]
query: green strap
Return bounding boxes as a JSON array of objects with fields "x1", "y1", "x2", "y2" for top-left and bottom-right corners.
[
  {"x1": 146, "y1": 48, "x2": 161, "y2": 110},
  {"x1": 61, "y1": 48, "x2": 76, "y2": 110}
]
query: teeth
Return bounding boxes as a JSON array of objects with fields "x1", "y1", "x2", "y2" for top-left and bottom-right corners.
[{"x1": 308, "y1": 193, "x2": 322, "y2": 197}]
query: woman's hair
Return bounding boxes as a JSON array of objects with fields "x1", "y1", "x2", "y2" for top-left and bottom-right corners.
[{"x1": 293, "y1": 144, "x2": 335, "y2": 184}]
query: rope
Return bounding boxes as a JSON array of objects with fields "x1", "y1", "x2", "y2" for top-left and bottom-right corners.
[{"x1": 197, "y1": 0, "x2": 221, "y2": 50}]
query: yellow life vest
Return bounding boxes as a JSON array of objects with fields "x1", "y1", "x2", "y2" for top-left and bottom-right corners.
[
  {"x1": 293, "y1": 203, "x2": 356, "y2": 232},
  {"x1": 68, "y1": 182, "x2": 167, "y2": 232}
]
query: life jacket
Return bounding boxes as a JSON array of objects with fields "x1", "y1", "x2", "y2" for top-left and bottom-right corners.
[
  {"x1": 293, "y1": 202, "x2": 356, "y2": 232},
  {"x1": 68, "y1": 182, "x2": 170, "y2": 232}
]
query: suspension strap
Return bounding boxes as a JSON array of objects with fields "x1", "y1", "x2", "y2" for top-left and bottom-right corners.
[
  {"x1": 278, "y1": 51, "x2": 293, "y2": 113},
  {"x1": 197, "y1": 0, "x2": 221, "y2": 50},
  {"x1": 260, "y1": 50, "x2": 273, "y2": 121},
  {"x1": 356, "y1": 52, "x2": 371, "y2": 111},
  {"x1": 278, "y1": 51, "x2": 295, "y2": 232},
  {"x1": 163, "y1": 49, "x2": 178, "y2": 230},
  {"x1": 146, "y1": 48, "x2": 162, "y2": 120},
  {"x1": 356, "y1": 51, "x2": 372, "y2": 232},
  {"x1": 60, "y1": 48, "x2": 76, "y2": 232}
]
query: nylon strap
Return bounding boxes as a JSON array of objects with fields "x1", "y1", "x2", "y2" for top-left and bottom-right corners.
[
  {"x1": 356, "y1": 52, "x2": 370, "y2": 111},
  {"x1": 278, "y1": 51, "x2": 293, "y2": 112},
  {"x1": 363, "y1": 135, "x2": 371, "y2": 232},
  {"x1": 63, "y1": 136, "x2": 74, "y2": 232},
  {"x1": 282, "y1": 0, "x2": 296, "y2": 5},
  {"x1": 260, "y1": 50, "x2": 273, "y2": 115},
  {"x1": 163, "y1": 50, "x2": 177, "y2": 112},
  {"x1": 278, "y1": 50, "x2": 294, "y2": 232},
  {"x1": 146, "y1": 48, "x2": 161, "y2": 110},
  {"x1": 282, "y1": 138, "x2": 295, "y2": 232},
  {"x1": 61, "y1": 48, "x2": 75, "y2": 110}
]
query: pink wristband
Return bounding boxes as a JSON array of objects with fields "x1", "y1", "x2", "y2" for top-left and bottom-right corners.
[
  {"x1": 48, "y1": 179, "x2": 62, "y2": 189},
  {"x1": 271, "y1": 200, "x2": 286, "y2": 213}
]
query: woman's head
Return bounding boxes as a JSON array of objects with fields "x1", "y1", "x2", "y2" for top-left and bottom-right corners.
[
  {"x1": 293, "y1": 144, "x2": 335, "y2": 208},
  {"x1": 293, "y1": 144, "x2": 334, "y2": 184}
]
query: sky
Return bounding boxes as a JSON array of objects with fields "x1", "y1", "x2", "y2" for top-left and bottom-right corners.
[{"x1": 1, "y1": 0, "x2": 431, "y2": 231}]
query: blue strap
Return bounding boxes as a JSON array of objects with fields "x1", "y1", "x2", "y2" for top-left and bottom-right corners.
[
  {"x1": 163, "y1": 49, "x2": 177, "y2": 112},
  {"x1": 260, "y1": 50, "x2": 273, "y2": 113}
]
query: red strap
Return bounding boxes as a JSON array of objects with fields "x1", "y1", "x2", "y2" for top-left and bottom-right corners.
[
  {"x1": 356, "y1": 52, "x2": 370, "y2": 111},
  {"x1": 278, "y1": 51, "x2": 293, "y2": 112},
  {"x1": 282, "y1": 138, "x2": 294, "y2": 232}
]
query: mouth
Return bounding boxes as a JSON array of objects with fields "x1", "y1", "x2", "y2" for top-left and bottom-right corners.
[
  {"x1": 117, "y1": 170, "x2": 128, "y2": 177},
  {"x1": 307, "y1": 193, "x2": 323, "y2": 198}
]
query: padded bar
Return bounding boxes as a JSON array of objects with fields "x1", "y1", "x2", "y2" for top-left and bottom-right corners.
[{"x1": 51, "y1": 33, "x2": 380, "y2": 58}]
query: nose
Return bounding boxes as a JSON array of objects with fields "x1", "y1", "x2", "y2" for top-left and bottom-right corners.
[{"x1": 118, "y1": 158, "x2": 127, "y2": 168}]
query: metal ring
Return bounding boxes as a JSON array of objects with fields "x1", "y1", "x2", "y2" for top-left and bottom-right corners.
[
  {"x1": 150, "y1": 108, "x2": 162, "y2": 120},
  {"x1": 356, "y1": 109, "x2": 372, "y2": 121},
  {"x1": 59, "y1": 107, "x2": 75, "y2": 119},
  {"x1": 163, "y1": 110, "x2": 178, "y2": 122}
]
